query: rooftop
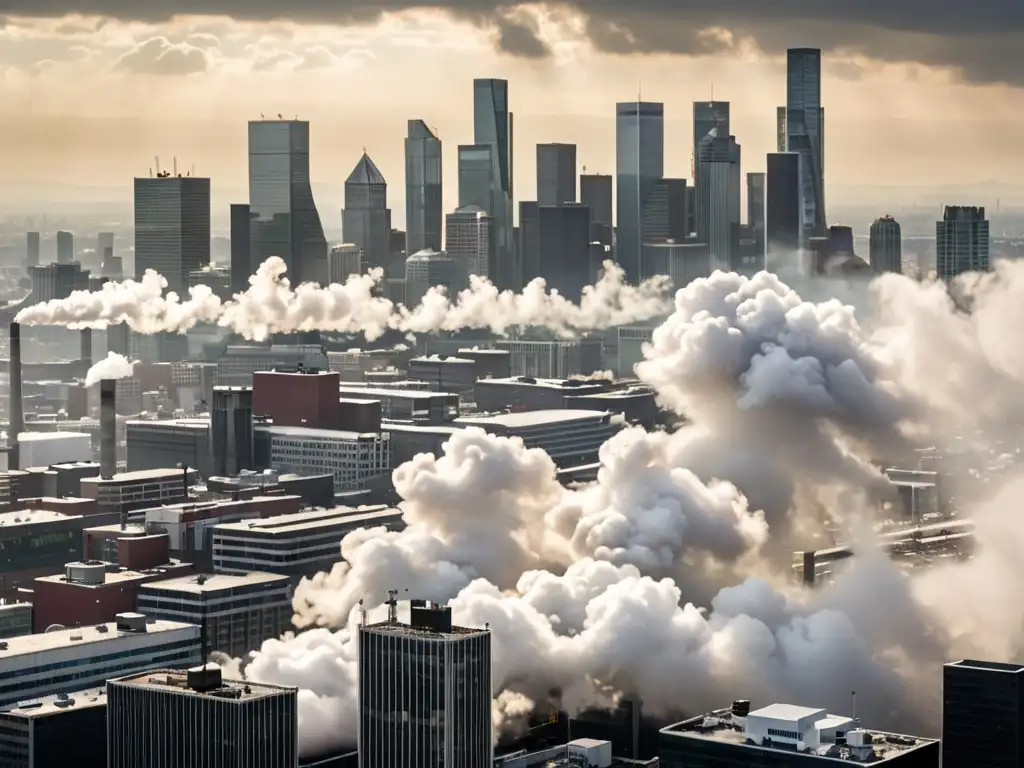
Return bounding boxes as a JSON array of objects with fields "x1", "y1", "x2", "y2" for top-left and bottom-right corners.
[
  {"x1": 141, "y1": 571, "x2": 289, "y2": 594},
  {"x1": 346, "y1": 151, "x2": 386, "y2": 186},
  {"x1": 0, "y1": 509, "x2": 75, "y2": 526},
  {"x1": 363, "y1": 619, "x2": 487, "y2": 640},
  {"x1": 35, "y1": 562, "x2": 191, "y2": 588},
  {"x1": 17, "y1": 432, "x2": 89, "y2": 443},
  {"x1": 112, "y1": 666, "x2": 294, "y2": 701},
  {"x1": 456, "y1": 409, "x2": 613, "y2": 429},
  {"x1": 338, "y1": 385, "x2": 446, "y2": 400},
  {"x1": 262, "y1": 424, "x2": 378, "y2": 440},
  {"x1": 0, "y1": 688, "x2": 108, "y2": 719},
  {"x1": 0, "y1": 616, "x2": 197, "y2": 658},
  {"x1": 214, "y1": 505, "x2": 400, "y2": 536},
  {"x1": 948, "y1": 659, "x2": 1024, "y2": 674},
  {"x1": 478, "y1": 376, "x2": 607, "y2": 390},
  {"x1": 126, "y1": 418, "x2": 210, "y2": 431},
  {"x1": 81, "y1": 468, "x2": 196, "y2": 484}
]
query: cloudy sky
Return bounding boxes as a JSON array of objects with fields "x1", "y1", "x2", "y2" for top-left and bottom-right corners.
[{"x1": 1, "y1": 1, "x2": 1023, "y2": 219}]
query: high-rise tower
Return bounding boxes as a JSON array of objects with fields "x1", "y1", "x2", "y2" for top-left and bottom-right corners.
[
  {"x1": 692, "y1": 101, "x2": 730, "y2": 176},
  {"x1": 405, "y1": 120, "x2": 442, "y2": 254},
  {"x1": 786, "y1": 48, "x2": 826, "y2": 243},
  {"x1": 869, "y1": 215, "x2": 902, "y2": 274},
  {"x1": 766, "y1": 152, "x2": 803, "y2": 272},
  {"x1": 134, "y1": 175, "x2": 211, "y2": 296},
  {"x1": 616, "y1": 101, "x2": 665, "y2": 283},
  {"x1": 695, "y1": 133, "x2": 741, "y2": 272},
  {"x1": 936, "y1": 206, "x2": 989, "y2": 280},
  {"x1": 473, "y1": 79, "x2": 513, "y2": 288},
  {"x1": 248, "y1": 119, "x2": 328, "y2": 286},
  {"x1": 342, "y1": 152, "x2": 391, "y2": 273},
  {"x1": 536, "y1": 143, "x2": 577, "y2": 206}
]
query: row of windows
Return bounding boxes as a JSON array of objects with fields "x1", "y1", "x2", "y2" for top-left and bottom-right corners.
[
  {"x1": 0, "y1": 638, "x2": 198, "y2": 686},
  {"x1": 767, "y1": 727, "x2": 802, "y2": 740}
]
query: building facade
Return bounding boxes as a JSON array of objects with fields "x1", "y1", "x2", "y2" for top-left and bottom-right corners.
[
  {"x1": 446, "y1": 206, "x2": 495, "y2": 281},
  {"x1": 943, "y1": 660, "x2": 1024, "y2": 768},
  {"x1": 869, "y1": 215, "x2": 903, "y2": 274},
  {"x1": 616, "y1": 101, "x2": 665, "y2": 283},
  {"x1": 358, "y1": 601, "x2": 491, "y2": 768},
  {"x1": 538, "y1": 203, "x2": 592, "y2": 300},
  {"x1": 26, "y1": 232, "x2": 40, "y2": 268},
  {"x1": 537, "y1": 143, "x2": 577, "y2": 207},
  {"x1": 747, "y1": 171, "x2": 766, "y2": 261},
  {"x1": 695, "y1": 134, "x2": 741, "y2": 272},
  {"x1": 248, "y1": 119, "x2": 328, "y2": 286},
  {"x1": 641, "y1": 242, "x2": 711, "y2": 292},
  {"x1": 766, "y1": 152, "x2": 803, "y2": 272},
  {"x1": 264, "y1": 425, "x2": 390, "y2": 491},
  {"x1": 692, "y1": 100, "x2": 731, "y2": 177},
  {"x1": 641, "y1": 178, "x2": 688, "y2": 244},
  {"x1": 134, "y1": 176, "x2": 212, "y2": 297},
  {"x1": 473, "y1": 78, "x2": 513, "y2": 289},
  {"x1": 496, "y1": 339, "x2": 603, "y2": 379},
  {"x1": 405, "y1": 249, "x2": 460, "y2": 308},
  {"x1": 211, "y1": 386, "x2": 254, "y2": 478},
  {"x1": 230, "y1": 202, "x2": 252, "y2": 295},
  {"x1": 56, "y1": 231, "x2": 73, "y2": 264},
  {"x1": 29, "y1": 262, "x2": 90, "y2": 303},
  {"x1": 0, "y1": 690, "x2": 108, "y2": 768},
  {"x1": 936, "y1": 205, "x2": 989, "y2": 280},
  {"x1": 329, "y1": 244, "x2": 362, "y2": 284},
  {"x1": 342, "y1": 152, "x2": 391, "y2": 273},
  {"x1": 786, "y1": 47, "x2": 826, "y2": 243},
  {"x1": 579, "y1": 174, "x2": 613, "y2": 227},
  {"x1": 405, "y1": 119, "x2": 443, "y2": 254}
]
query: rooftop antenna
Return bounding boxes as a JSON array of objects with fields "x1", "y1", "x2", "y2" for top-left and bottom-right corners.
[
  {"x1": 260, "y1": 112, "x2": 264, "y2": 119},
  {"x1": 710, "y1": 80, "x2": 714, "y2": 102},
  {"x1": 277, "y1": 113, "x2": 283, "y2": 119},
  {"x1": 154, "y1": 156, "x2": 161, "y2": 175},
  {"x1": 851, "y1": 690, "x2": 857, "y2": 724},
  {"x1": 358, "y1": 599, "x2": 367, "y2": 626},
  {"x1": 386, "y1": 589, "x2": 399, "y2": 623},
  {"x1": 173, "y1": 156, "x2": 178, "y2": 177}
]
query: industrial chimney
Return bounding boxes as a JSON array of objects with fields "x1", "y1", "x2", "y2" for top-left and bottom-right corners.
[
  {"x1": 8, "y1": 322, "x2": 23, "y2": 471},
  {"x1": 100, "y1": 379, "x2": 116, "y2": 483},
  {"x1": 80, "y1": 328, "x2": 92, "y2": 374}
]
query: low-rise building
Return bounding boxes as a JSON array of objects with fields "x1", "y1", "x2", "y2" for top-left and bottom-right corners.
[
  {"x1": 216, "y1": 344, "x2": 329, "y2": 387},
  {"x1": 80, "y1": 468, "x2": 196, "y2": 519},
  {"x1": 263, "y1": 425, "x2": 390, "y2": 491},
  {"x1": 125, "y1": 418, "x2": 212, "y2": 479},
  {"x1": 337, "y1": 385, "x2": 459, "y2": 424},
  {"x1": 0, "y1": 510, "x2": 86, "y2": 599},
  {"x1": 382, "y1": 423, "x2": 461, "y2": 467},
  {"x1": 0, "y1": 602, "x2": 32, "y2": 639},
  {"x1": 0, "y1": 688, "x2": 108, "y2": 768},
  {"x1": 496, "y1": 339, "x2": 604, "y2": 379},
  {"x1": 407, "y1": 355, "x2": 479, "y2": 397},
  {"x1": 474, "y1": 376, "x2": 608, "y2": 412},
  {"x1": 17, "y1": 432, "x2": 92, "y2": 469}
]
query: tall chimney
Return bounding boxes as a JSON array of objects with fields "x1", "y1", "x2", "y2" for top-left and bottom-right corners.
[
  {"x1": 8, "y1": 322, "x2": 23, "y2": 471},
  {"x1": 100, "y1": 379, "x2": 116, "y2": 483},
  {"x1": 80, "y1": 328, "x2": 92, "y2": 374}
]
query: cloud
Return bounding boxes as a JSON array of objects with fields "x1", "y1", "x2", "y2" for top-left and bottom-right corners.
[
  {"x1": 5, "y1": 1, "x2": 1024, "y2": 84},
  {"x1": 114, "y1": 35, "x2": 209, "y2": 75}
]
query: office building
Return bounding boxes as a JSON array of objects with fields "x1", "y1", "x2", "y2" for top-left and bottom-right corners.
[
  {"x1": 96, "y1": 232, "x2": 114, "y2": 271},
  {"x1": 0, "y1": 614, "x2": 201, "y2": 709},
  {"x1": 253, "y1": 369, "x2": 341, "y2": 430},
  {"x1": 496, "y1": 339, "x2": 603, "y2": 379},
  {"x1": 642, "y1": 177, "x2": 688, "y2": 243},
  {"x1": 359, "y1": 600, "x2": 491, "y2": 768},
  {"x1": 641, "y1": 241, "x2": 711, "y2": 291},
  {"x1": 230, "y1": 202, "x2": 252, "y2": 294},
  {"x1": 786, "y1": 47, "x2": 826, "y2": 242},
  {"x1": 869, "y1": 215, "x2": 903, "y2": 274},
  {"x1": 473, "y1": 78, "x2": 513, "y2": 288},
  {"x1": 134, "y1": 175, "x2": 211, "y2": 297},
  {"x1": 407, "y1": 356, "x2": 478, "y2": 397},
  {"x1": 539, "y1": 203, "x2": 592, "y2": 300},
  {"x1": 263, "y1": 425, "x2": 390, "y2": 490},
  {"x1": 342, "y1": 152, "x2": 391, "y2": 273},
  {"x1": 188, "y1": 263, "x2": 232, "y2": 301},
  {"x1": 213, "y1": 506, "x2": 402, "y2": 579},
  {"x1": 695, "y1": 133, "x2": 741, "y2": 271},
  {"x1": 776, "y1": 105, "x2": 787, "y2": 152},
  {"x1": 580, "y1": 173, "x2": 613, "y2": 227},
  {"x1": 0, "y1": 509, "x2": 86, "y2": 600},
  {"x1": 537, "y1": 143, "x2": 576, "y2": 206},
  {"x1": 215, "y1": 343, "x2": 328, "y2": 388},
  {"x1": 211, "y1": 386, "x2": 254, "y2": 477},
  {"x1": 692, "y1": 100, "x2": 730, "y2": 175},
  {"x1": 405, "y1": 119, "x2": 443, "y2": 254},
  {"x1": 766, "y1": 152, "x2": 803, "y2": 271},
  {"x1": 405, "y1": 248, "x2": 460, "y2": 307},
  {"x1": 137, "y1": 572, "x2": 291, "y2": 658},
  {"x1": 616, "y1": 101, "x2": 664, "y2": 282},
  {"x1": 17, "y1": 431, "x2": 91, "y2": 468},
  {"x1": 108, "y1": 666, "x2": 298, "y2": 768},
  {"x1": 248, "y1": 119, "x2": 328, "y2": 286},
  {"x1": 337, "y1": 385, "x2": 458, "y2": 424},
  {"x1": 660, "y1": 701, "x2": 938, "y2": 767},
  {"x1": 80, "y1": 467, "x2": 196, "y2": 518},
  {"x1": 56, "y1": 231, "x2": 73, "y2": 264},
  {"x1": 329, "y1": 243, "x2": 362, "y2": 284},
  {"x1": 125, "y1": 419, "x2": 212, "y2": 479},
  {"x1": 25, "y1": 232, "x2": 40, "y2": 268},
  {"x1": 936, "y1": 205, "x2": 989, "y2": 280},
  {"x1": 29, "y1": 261, "x2": 90, "y2": 303},
  {"x1": 446, "y1": 205, "x2": 495, "y2": 281},
  {"x1": 747, "y1": 172, "x2": 766, "y2": 242},
  {"x1": 518, "y1": 200, "x2": 541, "y2": 283},
  {"x1": 943, "y1": 660, "x2": 1024, "y2": 768},
  {"x1": 0, "y1": 689, "x2": 108, "y2": 768},
  {"x1": 0, "y1": 602, "x2": 32, "y2": 639}
]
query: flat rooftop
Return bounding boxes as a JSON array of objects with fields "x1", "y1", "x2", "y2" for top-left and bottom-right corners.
[
  {"x1": 83, "y1": 522, "x2": 147, "y2": 536},
  {"x1": 35, "y1": 562, "x2": 190, "y2": 588},
  {"x1": 947, "y1": 659, "x2": 1024, "y2": 674},
  {"x1": 81, "y1": 468, "x2": 195, "y2": 484},
  {"x1": 0, "y1": 509, "x2": 76, "y2": 526},
  {"x1": 456, "y1": 409, "x2": 612, "y2": 429},
  {"x1": 0, "y1": 688, "x2": 108, "y2": 719},
  {"x1": 214, "y1": 505, "x2": 400, "y2": 536},
  {"x1": 125, "y1": 418, "x2": 210, "y2": 431},
  {"x1": 17, "y1": 432, "x2": 89, "y2": 442},
  {"x1": 661, "y1": 706, "x2": 937, "y2": 763},
  {"x1": 112, "y1": 667, "x2": 294, "y2": 701},
  {"x1": 410, "y1": 355, "x2": 474, "y2": 365},
  {"x1": 338, "y1": 385, "x2": 446, "y2": 400},
  {"x1": 363, "y1": 619, "x2": 488, "y2": 640},
  {"x1": 0, "y1": 617, "x2": 197, "y2": 658},
  {"x1": 477, "y1": 376, "x2": 606, "y2": 390},
  {"x1": 262, "y1": 425, "x2": 378, "y2": 440},
  {"x1": 141, "y1": 571, "x2": 289, "y2": 594}
]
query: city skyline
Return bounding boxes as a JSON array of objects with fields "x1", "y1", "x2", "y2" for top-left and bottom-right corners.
[{"x1": 1, "y1": 13, "x2": 1024, "y2": 218}]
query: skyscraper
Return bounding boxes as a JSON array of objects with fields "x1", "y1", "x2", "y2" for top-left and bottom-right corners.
[
  {"x1": 96, "y1": 232, "x2": 114, "y2": 271},
  {"x1": 766, "y1": 152, "x2": 803, "y2": 271},
  {"x1": 642, "y1": 178, "x2": 689, "y2": 243},
  {"x1": 56, "y1": 231, "x2": 74, "y2": 265},
  {"x1": 329, "y1": 243, "x2": 362, "y2": 284},
  {"x1": 776, "y1": 106, "x2": 787, "y2": 152},
  {"x1": 747, "y1": 172, "x2": 766, "y2": 263},
  {"x1": 405, "y1": 119, "x2": 442, "y2": 254},
  {"x1": 692, "y1": 101, "x2": 730, "y2": 175},
  {"x1": 358, "y1": 599, "x2": 491, "y2": 768},
  {"x1": 943, "y1": 660, "x2": 1024, "y2": 768},
  {"x1": 446, "y1": 205, "x2": 495, "y2": 281},
  {"x1": 26, "y1": 232, "x2": 39, "y2": 268},
  {"x1": 869, "y1": 215, "x2": 902, "y2": 274},
  {"x1": 539, "y1": 203, "x2": 591, "y2": 300},
  {"x1": 211, "y1": 385, "x2": 254, "y2": 477},
  {"x1": 936, "y1": 206, "x2": 989, "y2": 280},
  {"x1": 342, "y1": 152, "x2": 392, "y2": 273},
  {"x1": 134, "y1": 175, "x2": 211, "y2": 296},
  {"x1": 230, "y1": 203, "x2": 251, "y2": 294},
  {"x1": 536, "y1": 143, "x2": 576, "y2": 206},
  {"x1": 696, "y1": 134, "x2": 741, "y2": 271},
  {"x1": 580, "y1": 173, "x2": 613, "y2": 226},
  {"x1": 616, "y1": 101, "x2": 665, "y2": 282},
  {"x1": 786, "y1": 48, "x2": 826, "y2": 242},
  {"x1": 248, "y1": 119, "x2": 328, "y2": 286},
  {"x1": 518, "y1": 201, "x2": 540, "y2": 284},
  {"x1": 473, "y1": 79, "x2": 512, "y2": 287}
]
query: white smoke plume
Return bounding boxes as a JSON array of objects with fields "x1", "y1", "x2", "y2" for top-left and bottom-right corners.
[
  {"x1": 16, "y1": 257, "x2": 672, "y2": 342},
  {"x1": 84, "y1": 352, "x2": 135, "y2": 387},
  {"x1": 221, "y1": 265, "x2": 1024, "y2": 758}
]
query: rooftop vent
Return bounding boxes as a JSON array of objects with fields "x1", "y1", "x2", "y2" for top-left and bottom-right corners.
[
  {"x1": 69, "y1": 633, "x2": 82, "y2": 641},
  {"x1": 187, "y1": 664, "x2": 223, "y2": 693},
  {"x1": 0, "y1": 641, "x2": 8, "y2": 651},
  {"x1": 95, "y1": 625, "x2": 108, "y2": 633},
  {"x1": 53, "y1": 693, "x2": 74, "y2": 708}
]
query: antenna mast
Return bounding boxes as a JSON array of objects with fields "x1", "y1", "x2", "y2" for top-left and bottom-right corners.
[{"x1": 386, "y1": 589, "x2": 399, "y2": 623}]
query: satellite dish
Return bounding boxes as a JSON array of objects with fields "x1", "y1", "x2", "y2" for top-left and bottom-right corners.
[{"x1": 45, "y1": 624, "x2": 67, "y2": 633}]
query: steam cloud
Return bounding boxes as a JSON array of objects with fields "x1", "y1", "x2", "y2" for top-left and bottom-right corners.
[
  {"x1": 219, "y1": 264, "x2": 1024, "y2": 758},
  {"x1": 84, "y1": 351, "x2": 136, "y2": 386},
  {"x1": 16, "y1": 257, "x2": 672, "y2": 341}
]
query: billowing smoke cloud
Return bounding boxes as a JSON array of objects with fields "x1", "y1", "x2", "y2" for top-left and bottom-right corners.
[
  {"x1": 220, "y1": 265, "x2": 1024, "y2": 757},
  {"x1": 17, "y1": 257, "x2": 671, "y2": 341},
  {"x1": 84, "y1": 351, "x2": 135, "y2": 386}
]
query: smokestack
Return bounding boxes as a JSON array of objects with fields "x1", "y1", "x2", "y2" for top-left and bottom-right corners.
[
  {"x1": 80, "y1": 328, "x2": 92, "y2": 374},
  {"x1": 100, "y1": 378, "x2": 116, "y2": 485},
  {"x1": 8, "y1": 322, "x2": 23, "y2": 471},
  {"x1": 802, "y1": 550, "x2": 816, "y2": 586}
]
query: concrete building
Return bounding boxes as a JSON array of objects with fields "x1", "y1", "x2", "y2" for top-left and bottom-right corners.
[
  {"x1": 382, "y1": 423, "x2": 460, "y2": 467},
  {"x1": 216, "y1": 344, "x2": 329, "y2": 388},
  {"x1": 125, "y1": 419, "x2": 211, "y2": 479},
  {"x1": 0, "y1": 510, "x2": 86, "y2": 599},
  {"x1": 0, "y1": 613, "x2": 201, "y2": 709},
  {"x1": 407, "y1": 356, "x2": 478, "y2": 397},
  {"x1": 641, "y1": 241, "x2": 711, "y2": 291},
  {"x1": 134, "y1": 175, "x2": 212, "y2": 297},
  {"x1": 446, "y1": 205, "x2": 495, "y2": 281},
  {"x1": 253, "y1": 369, "x2": 340, "y2": 430},
  {"x1": 405, "y1": 248, "x2": 461, "y2": 307},
  {"x1": 230, "y1": 202, "x2": 252, "y2": 295},
  {"x1": 537, "y1": 143, "x2": 577, "y2": 206},
  {"x1": 766, "y1": 152, "x2": 803, "y2": 272},
  {"x1": 107, "y1": 666, "x2": 298, "y2": 768},
  {"x1": 661, "y1": 701, "x2": 938, "y2": 767},
  {"x1": 642, "y1": 177, "x2": 689, "y2": 244},
  {"x1": 943, "y1": 660, "x2": 1024, "y2": 768},
  {"x1": 455, "y1": 410, "x2": 621, "y2": 468},
  {"x1": 517, "y1": 200, "x2": 540, "y2": 284},
  {"x1": 25, "y1": 232, "x2": 40, "y2": 268},
  {"x1": 936, "y1": 205, "x2": 989, "y2": 280},
  {"x1": 359, "y1": 600, "x2": 491, "y2": 768},
  {"x1": 211, "y1": 386, "x2": 254, "y2": 478},
  {"x1": 0, "y1": 689, "x2": 108, "y2": 768},
  {"x1": 213, "y1": 506, "x2": 403, "y2": 579},
  {"x1": 0, "y1": 602, "x2": 32, "y2": 639},
  {"x1": 17, "y1": 432, "x2": 91, "y2": 469},
  {"x1": 342, "y1": 152, "x2": 391, "y2": 272},
  {"x1": 405, "y1": 119, "x2": 443, "y2": 255},
  {"x1": 338, "y1": 385, "x2": 458, "y2": 424},
  {"x1": 56, "y1": 231, "x2": 74, "y2": 264},
  {"x1": 579, "y1": 173, "x2": 613, "y2": 227},
  {"x1": 28, "y1": 262, "x2": 90, "y2": 304},
  {"x1": 496, "y1": 339, "x2": 604, "y2": 379},
  {"x1": 80, "y1": 468, "x2": 196, "y2": 519},
  {"x1": 617, "y1": 326, "x2": 656, "y2": 378},
  {"x1": 329, "y1": 243, "x2": 362, "y2": 284},
  {"x1": 473, "y1": 376, "x2": 607, "y2": 412},
  {"x1": 869, "y1": 215, "x2": 903, "y2": 274},
  {"x1": 616, "y1": 101, "x2": 664, "y2": 282},
  {"x1": 263, "y1": 425, "x2": 390, "y2": 490},
  {"x1": 539, "y1": 203, "x2": 592, "y2": 301},
  {"x1": 137, "y1": 572, "x2": 291, "y2": 658}
]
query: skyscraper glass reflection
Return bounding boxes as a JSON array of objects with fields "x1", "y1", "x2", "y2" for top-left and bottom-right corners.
[
  {"x1": 473, "y1": 79, "x2": 513, "y2": 287},
  {"x1": 786, "y1": 48, "x2": 826, "y2": 243},
  {"x1": 248, "y1": 120, "x2": 328, "y2": 286},
  {"x1": 616, "y1": 101, "x2": 664, "y2": 283},
  {"x1": 405, "y1": 120, "x2": 442, "y2": 254}
]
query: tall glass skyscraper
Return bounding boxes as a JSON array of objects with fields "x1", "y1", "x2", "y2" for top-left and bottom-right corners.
[
  {"x1": 134, "y1": 176, "x2": 211, "y2": 296},
  {"x1": 536, "y1": 143, "x2": 576, "y2": 206},
  {"x1": 405, "y1": 119, "x2": 442, "y2": 254},
  {"x1": 692, "y1": 101, "x2": 730, "y2": 176},
  {"x1": 473, "y1": 79, "x2": 513, "y2": 287},
  {"x1": 248, "y1": 120, "x2": 327, "y2": 286},
  {"x1": 342, "y1": 152, "x2": 391, "y2": 272},
  {"x1": 936, "y1": 206, "x2": 989, "y2": 280},
  {"x1": 786, "y1": 48, "x2": 826, "y2": 243},
  {"x1": 695, "y1": 134, "x2": 741, "y2": 272},
  {"x1": 616, "y1": 101, "x2": 664, "y2": 282}
]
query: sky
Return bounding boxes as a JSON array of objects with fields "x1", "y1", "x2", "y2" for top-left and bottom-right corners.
[{"x1": 2, "y1": 2, "x2": 1024, "y2": 220}]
